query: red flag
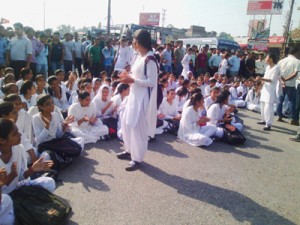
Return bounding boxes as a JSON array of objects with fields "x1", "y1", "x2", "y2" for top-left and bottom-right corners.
[{"x1": 0, "y1": 18, "x2": 10, "y2": 24}]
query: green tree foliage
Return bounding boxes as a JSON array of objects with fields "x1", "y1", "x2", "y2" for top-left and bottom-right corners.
[{"x1": 217, "y1": 32, "x2": 234, "y2": 40}]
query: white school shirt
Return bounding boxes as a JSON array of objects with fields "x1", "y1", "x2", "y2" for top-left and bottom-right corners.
[
  {"x1": 158, "y1": 98, "x2": 179, "y2": 119},
  {"x1": 32, "y1": 112, "x2": 64, "y2": 146},
  {"x1": 0, "y1": 145, "x2": 28, "y2": 194}
]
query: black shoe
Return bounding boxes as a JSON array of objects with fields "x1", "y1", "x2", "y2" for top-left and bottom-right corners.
[
  {"x1": 263, "y1": 125, "x2": 271, "y2": 131},
  {"x1": 148, "y1": 136, "x2": 156, "y2": 142},
  {"x1": 257, "y1": 121, "x2": 266, "y2": 125},
  {"x1": 125, "y1": 161, "x2": 141, "y2": 172},
  {"x1": 117, "y1": 151, "x2": 131, "y2": 160}
]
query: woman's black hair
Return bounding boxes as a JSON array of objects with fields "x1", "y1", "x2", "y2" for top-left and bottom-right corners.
[
  {"x1": 111, "y1": 80, "x2": 120, "y2": 89},
  {"x1": 36, "y1": 94, "x2": 51, "y2": 107},
  {"x1": 189, "y1": 88, "x2": 202, "y2": 98},
  {"x1": 116, "y1": 83, "x2": 129, "y2": 95},
  {"x1": 3, "y1": 94, "x2": 21, "y2": 103},
  {"x1": 0, "y1": 102, "x2": 14, "y2": 118},
  {"x1": 176, "y1": 87, "x2": 188, "y2": 97},
  {"x1": 133, "y1": 29, "x2": 152, "y2": 52},
  {"x1": 35, "y1": 74, "x2": 45, "y2": 82},
  {"x1": 20, "y1": 68, "x2": 31, "y2": 79},
  {"x1": 20, "y1": 80, "x2": 34, "y2": 95},
  {"x1": 47, "y1": 75, "x2": 58, "y2": 85},
  {"x1": 0, "y1": 118, "x2": 14, "y2": 140},
  {"x1": 215, "y1": 90, "x2": 231, "y2": 104},
  {"x1": 267, "y1": 53, "x2": 278, "y2": 64},
  {"x1": 188, "y1": 93, "x2": 203, "y2": 106},
  {"x1": 160, "y1": 78, "x2": 168, "y2": 84},
  {"x1": 3, "y1": 73, "x2": 15, "y2": 84},
  {"x1": 1, "y1": 83, "x2": 18, "y2": 95},
  {"x1": 78, "y1": 91, "x2": 90, "y2": 100},
  {"x1": 167, "y1": 88, "x2": 175, "y2": 95}
]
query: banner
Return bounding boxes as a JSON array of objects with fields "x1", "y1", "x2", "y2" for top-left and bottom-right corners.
[
  {"x1": 139, "y1": 13, "x2": 160, "y2": 26},
  {"x1": 246, "y1": 0, "x2": 284, "y2": 15}
]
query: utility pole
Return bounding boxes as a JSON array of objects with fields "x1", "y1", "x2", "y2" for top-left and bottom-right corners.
[
  {"x1": 281, "y1": 0, "x2": 295, "y2": 58},
  {"x1": 107, "y1": 0, "x2": 111, "y2": 35},
  {"x1": 43, "y1": 0, "x2": 46, "y2": 30},
  {"x1": 162, "y1": 9, "x2": 166, "y2": 27}
]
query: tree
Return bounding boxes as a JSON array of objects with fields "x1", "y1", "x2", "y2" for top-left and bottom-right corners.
[
  {"x1": 56, "y1": 24, "x2": 76, "y2": 34},
  {"x1": 217, "y1": 32, "x2": 234, "y2": 40}
]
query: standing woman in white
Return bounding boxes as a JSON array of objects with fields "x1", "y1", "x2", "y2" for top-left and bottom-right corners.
[
  {"x1": 256, "y1": 53, "x2": 281, "y2": 131},
  {"x1": 117, "y1": 29, "x2": 158, "y2": 171}
]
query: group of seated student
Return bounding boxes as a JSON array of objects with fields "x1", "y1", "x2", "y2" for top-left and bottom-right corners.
[
  {"x1": 153, "y1": 70, "x2": 270, "y2": 147},
  {"x1": 0, "y1": 60, "x2": 269, "y2": 222},
  {"x1": 0, "y1": 65, "x2": 133, "y2": 223}
]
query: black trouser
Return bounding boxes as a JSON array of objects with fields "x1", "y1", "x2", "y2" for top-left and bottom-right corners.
[
  {"x1": 30, "y1": 62, "x2": 37, "y2": 80},
  {"x1": 75, "y1": 58, "x2": 82, "y2": 76},
  {"x1": 90, "y1": 62, "x2": 101, "y2": 78},
  {"x1": 63, "y1": 60, "x2": 73, "y2": 79},
  {"x1": 295, "y1": 84, "x2": 300, "y2": 122},
  {"x1": 10, "y1": 60, "x2": 27, "y2": 81}
]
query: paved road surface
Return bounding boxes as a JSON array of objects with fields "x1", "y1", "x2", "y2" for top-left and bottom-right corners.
[{"x1": 54, "y1": 109, "x2": 300, "y2": 225}]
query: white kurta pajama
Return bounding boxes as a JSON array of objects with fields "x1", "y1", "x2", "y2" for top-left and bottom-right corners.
[
  {"x1": 260, "y1": 65, "x2": 281, "y2": 126},
  {"x1": 178, "y1": 106, "x2": 217, "y2": 146},
  {"x1": 122, "y1": 51, "x2": 158, "y2": 163},
  {"x1": 68, "y1": 102, "x2": 109, "y2": 144}
]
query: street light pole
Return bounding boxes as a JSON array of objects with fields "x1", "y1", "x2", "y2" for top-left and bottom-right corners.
[
  {"x1": 43, "y1": 0, "x2": 46, "y2": 30},
  {"x1": 281, "y1": 0, "x2": 295, "y2": 58},
  {"x1": 107, "y1": 0, "x2": 111, "y2": 35}
]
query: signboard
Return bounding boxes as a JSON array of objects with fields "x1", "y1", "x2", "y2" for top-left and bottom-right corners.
[
  {"x1": 248, "y1": 39, "x2": 269, "y2": 51},
  {"x1": 246, "y1": 0, "x2": 284, "y2": 15},
  {"x1": 139, "y1": 13, "x2": 160, "y2": 26}
]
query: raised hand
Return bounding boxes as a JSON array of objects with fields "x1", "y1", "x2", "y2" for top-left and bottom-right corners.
[
  {"x1": 31, "y1": 157, "x2": 54, "y2": 172},
  {"x1": 0, "y1": 167, "x2": 7, "y2": 187}
]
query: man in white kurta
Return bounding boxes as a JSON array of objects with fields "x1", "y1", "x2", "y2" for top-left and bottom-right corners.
[{"x1": 121, "y1": 52, "x2": 157, "y2": 167}]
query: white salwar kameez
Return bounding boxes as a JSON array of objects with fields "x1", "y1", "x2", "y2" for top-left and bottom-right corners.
[
  {"x1": 0, "y1": 194, "x2": 15, "y2": 225},
  {"x1": 260, "y1": 65, "x2": 281, "y2": 126},
  {"x1": 121, "y1": 51, "x2": 158, "y2": 163},
  {"x1": 0, "y1": 145, "x2": 56, "y2": 194},
  {"x1": 178, "y1": 106, "x2": 216, "y2": 146},
  {"x1": 245, "y1": 89, "x2": 261, "y2": 113},
  {"x1": 92, "y1": 85, "x2": 113, "y2": 118},
  {"x1": 16, "y1": 110, "x2": 36, "y2": 164},
  {"x1": 32, "y1": 112, "x2": 84, "y2": 150},
  {"x1": 68, "y1": 102, "x2": 109, "y2": 144},
  {"x1": 207, "y1": 103, "x2": 242, "y2": 133},
  {"x1": 229, "y1": 87, "x2": 246, "y2": 108},
  {"x1": 20, "y1": 94, "x2": 38, "y2": 110}
]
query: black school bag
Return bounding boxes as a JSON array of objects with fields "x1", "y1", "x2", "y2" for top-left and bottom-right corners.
[
  {"x1": 9, "y1": 185, "x2": 72, "y2": 225},
  {"x1": 222, "y1": 124, "x2": 246, "y2": 145}
]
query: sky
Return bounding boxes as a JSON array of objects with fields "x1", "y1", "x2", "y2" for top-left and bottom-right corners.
[{"x1": 1, "y1": 0, "x2": 300, "y2": 37}]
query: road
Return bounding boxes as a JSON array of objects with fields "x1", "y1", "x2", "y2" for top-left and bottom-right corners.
[{"x1": 54, "y1": 109, "x2": 300, "y2": 225}]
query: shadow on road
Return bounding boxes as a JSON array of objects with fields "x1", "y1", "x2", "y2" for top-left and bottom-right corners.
[
  {"x1": 57, "y1": 153, "x2": 112, "y2": 192},
  {"x1": 141, "y1": 163, "x2": 296, "y2": 225},
  {"x1": 204, "y1": 141, "x2": 260, "y2": 159},
  {"x1": 148, "y1": 134, "x2": 189, "y2": 158}
]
